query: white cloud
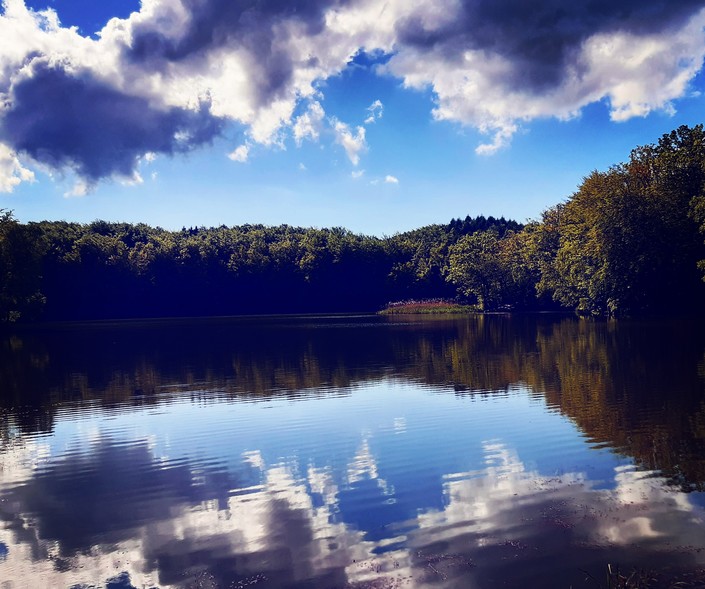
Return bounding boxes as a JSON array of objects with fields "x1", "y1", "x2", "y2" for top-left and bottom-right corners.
[
  {"x1": 0, "y1": 143, "x2": 34, "y2": 192},
  {"x1": 228, "y1": 144, "x2": 250, "y2": 163},
  {"x1": 64, "y1": 179, "x2": 89, "y2": 198},
  {"x1": 364, "y1": 99, "x2": 383, "y2": 124},
  {"x1": 475, "y1": 124, "x2": 518, "y2": 156},
  {"x1": 370, "y1": 174, "x2": 398, "y2": 185},
  {"x1": 120, "y1": 171, "x2": 144, "y2": 186},
  {"x1": 351, "y1": 169, "x2": 365, "y2": 179},
  {"x1": 293, "y1": 101, "x2": 326, "y2": 145},
  {"x1": 384, "y1": 6, "x2": 705, "y2": 152},
  {"x1": 583, "y1": 21, "x2": 705, "y2": 122},
  {"x1": 1, "y1": 0, "x2": 704, "y2": 188},
  {"x1": 331, "y1": 118, "x2": 367, "y2": 166}
]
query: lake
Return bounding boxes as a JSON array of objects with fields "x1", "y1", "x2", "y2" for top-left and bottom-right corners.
[{"x1": 2, "y1": 314, "x2": 705, "y2": 588}]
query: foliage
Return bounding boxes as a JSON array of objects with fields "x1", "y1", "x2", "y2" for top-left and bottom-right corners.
[
  {"x1": 0, "y1": 214, "x2": 516, "y2": 322},
  {"x1": 447, "y1": 229, "x2": 508, "y2": 310},
  {"x1": 0, "y1": 209, "x2": 46, "y2": 322},
  {"x1": 446, "y1": 228, "x2": 540, "y2": 311},
  {"x1": 540, "y1": 125, "x2": 705, "y2": 316}
]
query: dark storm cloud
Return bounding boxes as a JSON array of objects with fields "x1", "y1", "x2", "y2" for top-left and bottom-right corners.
[
  {"x1": 0, "y1": 62, "x2": 224, "y2": 183},
  {"x1": 396, "y1": 0, "x2": 705, "y2": 91},
  {"x1": 126, "y1": 0, "x2": 344, "y2": 102}
]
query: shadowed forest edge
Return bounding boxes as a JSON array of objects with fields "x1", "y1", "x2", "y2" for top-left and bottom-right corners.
[{"x1": 4, "y1": 124, "x2": 705, "y2": 321}]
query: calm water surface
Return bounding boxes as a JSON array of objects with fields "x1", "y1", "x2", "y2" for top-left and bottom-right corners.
[{"x1": 2, "y1": 314, "x2": 705, "y2": 588}]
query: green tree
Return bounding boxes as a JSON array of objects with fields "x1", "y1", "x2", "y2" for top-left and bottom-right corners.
[
  {"x1": 0, "y1": 210, "x2": 46, "y2": 322},
  {"x1": 447, "y1": 229, "x2": 509, "y2": 310},
  {"x1": 534, "y1": 125, "x2": 705, "y2": 316}
]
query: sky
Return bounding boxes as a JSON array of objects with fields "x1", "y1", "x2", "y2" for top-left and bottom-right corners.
[{"x1": 1, "y1": 0, "x2": 705, "y2": 235}]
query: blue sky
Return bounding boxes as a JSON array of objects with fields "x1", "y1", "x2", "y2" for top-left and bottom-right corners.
[{"x1": 2, "y1": 0, "x2": 705, "y2": 235}]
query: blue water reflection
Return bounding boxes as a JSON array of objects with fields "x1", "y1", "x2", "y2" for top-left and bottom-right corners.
[{"x1": 3, "y1": 379, "x2": 705, "y2": 588}]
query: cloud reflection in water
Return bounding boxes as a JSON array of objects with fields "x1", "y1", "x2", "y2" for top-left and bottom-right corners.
[{"x1": 2, "y1": 403, "x2": 705, "y2": 588}]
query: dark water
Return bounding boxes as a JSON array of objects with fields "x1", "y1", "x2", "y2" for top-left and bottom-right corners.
[{"x1": 2, "y1": 314, "x2": 705, "y2": 589}]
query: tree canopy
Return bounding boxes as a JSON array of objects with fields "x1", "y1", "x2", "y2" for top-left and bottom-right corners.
[{"x1": 0, "y1": 210, "x2": 521, "y2": 322}]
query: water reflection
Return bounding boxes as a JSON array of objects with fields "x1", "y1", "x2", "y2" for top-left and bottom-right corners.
[
  {"x1": 2, "y1": 315, "x2": 705, "y2": 587},
  {"x1": 2, "y1": 436, "x2": 234, "y2": 553},
  {"x1": 3, "y1": 407, "x2": 705, "y2": 588},
  {"x1": 4, "y1": 315, "x2": 705, "y2": 488}
]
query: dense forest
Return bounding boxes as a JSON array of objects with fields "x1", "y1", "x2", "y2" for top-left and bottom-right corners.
[{"x1": 3, "y1": 124, "x2": 705, "y2": 322}]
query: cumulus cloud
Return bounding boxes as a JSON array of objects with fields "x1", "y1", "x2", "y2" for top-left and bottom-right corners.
[
  {"x1": 64, "y1": 179, "x2": 89, "y2": 198},
  {"x1": 0, "y1": 142, "x2": 34, "y2": 192},
  {"x1": 387, "y1": 0, "x2": 705, "y2": 151},
  {"x1": 228, "y1": 143, "x2": 249, "y2": 162},
  {"x1": 475, "y1": 124, "x2": 518, "y2": 156},
  {"x1": 293, "y1": 101, "x2": 325, "y2": 145},
  {"x1": 370, "y1": 174, "x2": 399, "y2": 185},
  {"x1": 1, "y1": 0, "x2": 704, "y2": 189},
  {"x1": 332, "y1": 118, "x2": 366, "y2": 166},
  {"x1": 0, "y1": 0, "x2": 358, "y2": 188},
  {"x1": 364, "y1": 99, "x2": 383, "y2": 124},
  {"x1": 0, "y1": 59, "x2": 224, "y2": 188}
]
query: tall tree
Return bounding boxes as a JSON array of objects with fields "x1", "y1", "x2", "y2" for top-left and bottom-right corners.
[
  {"x1": 447, "y1": 229, "x2": 509, "y2": 310},
  {"x1": 0, "y1": 210, "x2": 46, "y2": 322}
]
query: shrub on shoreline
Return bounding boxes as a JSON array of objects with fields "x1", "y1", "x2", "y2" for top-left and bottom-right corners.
[{"x1": 378, "y1": 298, "x2": 475, "y2": 315}]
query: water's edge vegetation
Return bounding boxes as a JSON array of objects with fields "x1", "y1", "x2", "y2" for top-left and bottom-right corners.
[
  {"x1": 378, "y1": 299, "x2": 477, "y2": 315},
  {"x1": 4, "y1": 124, "x2": 705, "y2": 322}
]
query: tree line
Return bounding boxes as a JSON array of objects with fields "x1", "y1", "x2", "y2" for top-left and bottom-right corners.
[
  {"x1": 0, "y1": 210, "x2": 521, "y2": 322},
  {"x1": 3, "y1": 124, "x2": 705, "y2": 322}
]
